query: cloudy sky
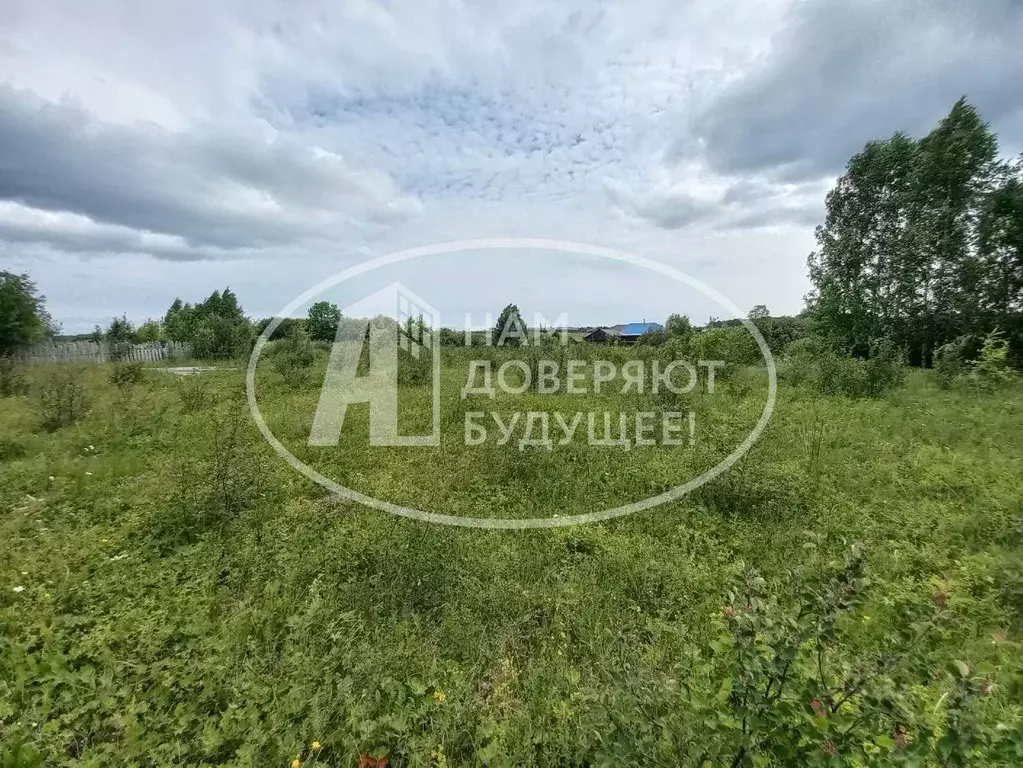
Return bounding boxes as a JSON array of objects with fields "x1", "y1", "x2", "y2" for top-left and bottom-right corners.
[{"x1": 1, "y1": 0, "x2": 1021, "y2": 332}]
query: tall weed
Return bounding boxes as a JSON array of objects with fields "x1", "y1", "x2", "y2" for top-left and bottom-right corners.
[
  {"x1": 35, "y1": 368, "x2": 90, "y2": 432},
  {"x1": 0, "y1": 355, "x2": 28, "y2": 397}
]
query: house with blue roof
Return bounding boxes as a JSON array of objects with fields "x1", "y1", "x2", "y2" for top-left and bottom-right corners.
[
  {"x1": 583, "y1": 320, "x2": 663, "y2": 345},
  {"x1": 618, "y1": 321, "x2": 663, "y2": 345}
]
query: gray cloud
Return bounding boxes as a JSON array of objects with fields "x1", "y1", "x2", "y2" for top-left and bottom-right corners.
[
  {"x1": 605, "y1": 173, "x2": 827, "y2": 231},
  {"x1": 0, "y1": 84, "x2": 420, "y2": 252},
  {"x1": 684, "y1": 0, "x2": 1023, "y2": 180},
  {"x1": 7, "y1": 0, "x2": 1011, "y2": 329}
]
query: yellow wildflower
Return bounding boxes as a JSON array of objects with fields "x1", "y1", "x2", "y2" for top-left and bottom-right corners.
[
  {"x1": 311, "y1": 741, "x2": 321, "y2": 750},
  {"x1": 433, "y1": 690, "x2": 447, "y2": 703},
  {"x1": 292, "y1": 760, "x2": 300, "y2": 768}
]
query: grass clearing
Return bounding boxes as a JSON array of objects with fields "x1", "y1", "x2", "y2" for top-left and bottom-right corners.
[{"x1": 1, "y1": 355, "x2": 1022, "y2": 765}]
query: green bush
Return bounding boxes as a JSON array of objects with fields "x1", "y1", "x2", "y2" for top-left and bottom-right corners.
[
  {"x1": 698, "y1": 546, "x2": 1018, "y2": 765},
  {"x1": 784, "y1": 337, "x2": 905, "y2": 398},
  {"x1": 270, "y1": 324, "x2": 316, "y2": 387},
  {"x1": 35, "y1": 368, "x2": 90, "y2": 432},
  {"x1": 780, "y1": 335, "x2": 830, "y2": 387},
  {"x1": 109, "y1": 361, "x2": 146, "y2": 389},
  {"x1": 192, "y1": 316, "x2": 254, "y2": 360},
  {"x1": 692, "y1": 326, "x2": 762, "y2": 368},
  {"x1": 0, "y1": 355, "x2": 28, "y2": 397},
  {"x1": 105, "y1": 315, "x2": 135, "y2": 361},
  {"x1": 154, "y1": 402, "x2": 275, "y2": 545},
  {"x1": 935, "y1": 330, "x2": 1017, "y2": 390},
  {"x1": 0, "y1": 435, "x2": 27, "y2": 461},
  {"x1": 969, "y1": 330, "x2": 1015, "y2": 389},
  {"x1": 934, "y1": 335, "x2": 980, "y2": 388},
  {"x1": 176, "y1": 375, "x2": 212, "y2": 413},
  {"x1": 861, "y1": 341, "x2": 908, "y2": 397}
]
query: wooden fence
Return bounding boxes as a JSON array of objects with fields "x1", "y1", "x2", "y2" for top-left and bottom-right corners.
[{"x1": 13, "y1": 341, "x2": 193, "y2": 365}]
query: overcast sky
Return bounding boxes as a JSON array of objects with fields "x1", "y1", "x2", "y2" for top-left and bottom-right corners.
[{"x1": 2, "y1": 0, "x2": 1021, "y2": 332}]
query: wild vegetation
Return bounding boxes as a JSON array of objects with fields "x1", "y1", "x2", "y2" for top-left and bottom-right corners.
[
  {"x1": 1, "y1": 98, "x2": 1022, "y2": 766},
  {"x1": 2, "y1": 327, "x2": 1022, "y2": 766}
]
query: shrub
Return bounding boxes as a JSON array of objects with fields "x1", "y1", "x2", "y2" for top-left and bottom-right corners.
[
  {"x1": 692, "y1": 326, "x2": 761, "y2": 368},
  {"x1": 0, "y1": 436, "x2": 27, "y2": 461},
  {"x1": 935, "y1": 330, "x2": 1017, "y2": 390},
  {"x1": 600, "y1": 543, "x2": 1023, "y2": 766},
  {"x1": 191, "y1": 316, "x2": 254, "y2": 360},
  {"x1": 781, "y1": 335, "x2": 830, "y2": 387},
  {"x1": 176, "y1": 375, "x2": 213, "y2": 413},
  {"x1": 35, "y1": 368, "x2": 90, "y2": 432},
  {"x1": 270, "y1": 324, "x2": 316, "y2": 386},
  {"x1": 154, "y1": 402, "x2": 274, "y2": 545},
  {"x1": 968, "y1": 330, "x2": 1015, "y2": 389},
  {"x1": 861, "y1": 340, "x2": 907, "y2": 397},
  {"x1": 109, "y1": 361, "x2": 146, "y2": 389},
  {"x1": 784, "y1": 337, "x2": 905, "y2": 398},
  {"x1": 105, "y1": 315, "x2": 135, "y2": 361},
  {"x1": 934, "y1": 334, "x2": 983, "y2": 387},
  {"x1": 397, "y1": 342, "x2": 433, "y2": 387},
  {"x1": 0, "y1": 355, "x2": 28, "y2": 397},
  {"x1": 697, "y1": 545, "x2": 1014, "y2": 766}
]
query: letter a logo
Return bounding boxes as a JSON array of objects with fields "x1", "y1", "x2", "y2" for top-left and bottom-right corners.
[{"x1": 308, "y1": 283, "x2": 440, "y2": 447}]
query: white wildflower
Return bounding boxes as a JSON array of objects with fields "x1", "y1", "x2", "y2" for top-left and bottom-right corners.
[{"x1": 13, "y1": 586, "x2": 25, "y2": 593}]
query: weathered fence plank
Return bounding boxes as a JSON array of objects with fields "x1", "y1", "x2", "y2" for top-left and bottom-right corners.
[{"x1": 13, "y1": 341, "x2": 192, "y2": 365}]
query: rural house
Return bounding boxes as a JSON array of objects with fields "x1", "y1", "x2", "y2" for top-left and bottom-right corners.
[
  {"x1": 617, "y1": 321, "x2": 663, "y2": 345},
  {"x1": 582, "y1": 327, "x2": 620, "y2": 344},
  {"x1": 583, "y1": 321, "x2": 663, "y2": 345}
]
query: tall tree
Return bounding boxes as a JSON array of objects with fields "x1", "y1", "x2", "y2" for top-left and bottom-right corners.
[
  {"x1": 978, "y1": 155, "x2": 1023, "y2": 320},
  {"x1": 807, "y1": 98, "x2": 1010, "y2": 366},
  {"x1": 807, "y1": 133, "x2": 919, "y2": 356},
  {"x1": 913, "y1": 97, "x2": 998, "y2": 362},
  {"x1": 163, "y1": 288, "x2": 252, "y2": 358},
  {"x1": 0, "y1": 271, "x2": 55, "y2": 356},
  {"x1": 493, "y1": 304, "x2": 527, "y2": 346},
  {"x1": 307, "y1": 301, "x2": 342, "y2": 341}
]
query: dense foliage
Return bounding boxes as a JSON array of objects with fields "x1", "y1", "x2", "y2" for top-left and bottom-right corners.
[
  {"x1": 0, "y1": 272, "x2": 55, "y2": 357},
  {"x1": 807, "y1": 98, "x2": 1023, "y2": 368},
  {"x1": 163, "y1": 288, "x2": 253, "y2": 359},
  {"x1": 306, "y1": 301, "x2": 343, "y2": 342},
  {"x1": 493, "y1": 304, "x2": 528, "y2": 347}
]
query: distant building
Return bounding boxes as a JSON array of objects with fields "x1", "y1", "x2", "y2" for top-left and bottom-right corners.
[
  {"x1": 582, "y1": 321, "x2": 663, "y2": 345},
  {"x1": 617, "y1": 321, "x2": 663, "y2": 345},
  {"x1": 582, "y1": 327, "x2": 620, "y2": 344}
]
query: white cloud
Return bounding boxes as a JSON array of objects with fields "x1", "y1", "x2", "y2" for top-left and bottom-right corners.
[{"x1": 0, "y1": 0, "x2": 1017, "y2": 331}]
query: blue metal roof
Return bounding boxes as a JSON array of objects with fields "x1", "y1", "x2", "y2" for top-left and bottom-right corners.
[{"x1": 620, "y1": 322, "x2": 663, "y2": 336}]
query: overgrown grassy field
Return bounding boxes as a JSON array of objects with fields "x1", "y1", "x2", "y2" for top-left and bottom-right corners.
[{"x1": 1, "y1": 352, "x2": 1022, "y2": 766}]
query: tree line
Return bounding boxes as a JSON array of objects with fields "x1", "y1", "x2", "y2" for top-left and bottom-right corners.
[
  {"x1": 807, "y1": 97, "x2": 1022, "y2": 367},
  {"x1": 0, "y1": 273, "x2": 806, "y2": 364}
]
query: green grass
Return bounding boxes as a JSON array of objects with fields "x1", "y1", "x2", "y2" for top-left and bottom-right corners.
[{"x1": 1, "y1": 357, "x2": 1022, "y2": 766}]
